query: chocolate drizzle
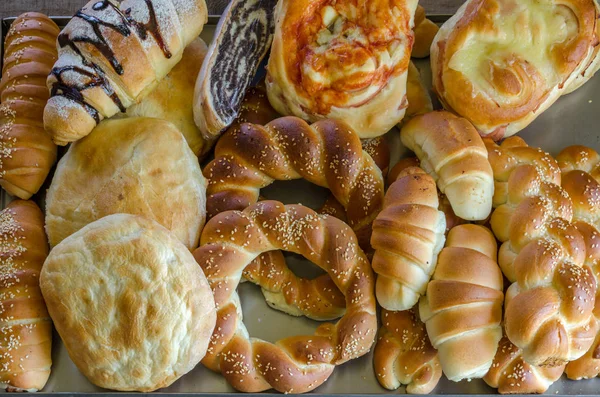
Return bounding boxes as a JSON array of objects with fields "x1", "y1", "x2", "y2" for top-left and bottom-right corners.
[
  {"x1": 126, "y1": 0, "x2": 172, "y2": 59},
  {"x1": 49, "y1": 0, "x2": 174, "y2": 124},
  {"x1": 208, "y1": 0, "x2": 277, "y2": 124}
]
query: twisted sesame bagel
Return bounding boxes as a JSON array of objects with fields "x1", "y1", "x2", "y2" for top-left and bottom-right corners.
[
  {"x1": 374, "y1": 309, "x2": 441, "y2": 394},
  {"x1": 242, "y1": 250, "x2": 346, "y2": 321},
  {"x1": 204, "y1": 116, "x2": 385, "y2": 250},
  {"x1": 557, "y1": 145, "x2": 600, "y2": 182},
  {"x1": 484, "y1": 137, "x2": 561, "y2": 209},
  {"x1": 193, "y1": 200, "x2": 377, "y2": 393},
  {"x1": 484, "y1": 336, "x2": 564, "y2": 394}
]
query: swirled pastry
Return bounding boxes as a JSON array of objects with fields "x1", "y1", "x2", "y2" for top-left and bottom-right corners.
[
  {"x1": 266, "y1": 0, "x2": 418, "y2": 138},
  {"x1": 432, "y1": 0, "x2": 600, "y2": 139}
]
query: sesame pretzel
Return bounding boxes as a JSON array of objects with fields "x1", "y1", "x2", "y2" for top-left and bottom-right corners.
[
  {"x1": 203, "y1": 116, "x2": 385, "y2": 249},
  {"x1": 193, "y1": 201, "x2": 377, "y2": 393}
]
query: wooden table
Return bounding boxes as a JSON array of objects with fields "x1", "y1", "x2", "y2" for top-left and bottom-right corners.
[{"x1": 0, "y1": 0, "x2": 463, "y2": 20}]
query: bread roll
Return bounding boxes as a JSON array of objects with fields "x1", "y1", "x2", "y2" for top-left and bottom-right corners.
[
  {"x1": 124, "y1": 38, "x2": 208, "y2": 156},
  {"x1": 193, "y1": 0, "x2": 276, "y2": 140},
  {"x1": 432, "y1": 0, "x2": 600, "y2": 139},
  {"x1": 371, "y1": 166, "x2": 446, "y2": 311},
  {"x1": 374, "y1": 309, "x2": 441, "y2": 394},
  {"x1": 0, "y1": 13, "x2": 58, "y2": 199},
  {"x1": 484, "y1": 337, "x2": 564, "y2": 394},
  {"x1": 266, "y1": 0, "x2": 418, "y2": 138},
  {"x1": 411, "y1": 6, "x2": 439, "y2": 58},
  {"x1": 401, "y1": 111, "x2": 494, "y2": 221},
  {"x1": 44, "y1": 0, "x2": 208, "y2": 145},
  {"x1": 40, "y1": 214, "x2": 216, "y2": 391},
  {"x1": 420, "y1": 224, "x2": 503, "y2": 381},
  {"x1": 402, "y1": 62, "x2": 433, "y2": 124},
  {"x1": 562, "y1": 170, "x2": 600, "y2": 380},
  {"x1": 45, "y1": 117, "x2": 206, "y2": 249},
  {"x1": 0, "y1": 200, "x2": 51, "y2": 391}
]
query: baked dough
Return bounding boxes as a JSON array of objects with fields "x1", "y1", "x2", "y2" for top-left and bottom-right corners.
[
  {"x1": 432, "y1": 0, "x2": 600, "y2": 139},
  {"x1": 40, "y1": 214, "x2": 216, "y2": 391},
  {"x1": 266, "y1": 0, "x2": 418, "y2": 138},
  {"x1": 45, "y1": 117, "x2": 206, "y2": 249},
  {"x1": 125, "y1": 38, "x2": 208, "y2": 156}
]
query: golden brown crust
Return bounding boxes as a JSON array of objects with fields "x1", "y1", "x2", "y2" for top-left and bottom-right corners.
[
  {"x1": 484, "y1": 336, "x2": 564, "y2": 394},
  {"x1": 420, "y1": 224, "x2": 503, "y2": 381},
  {"x1": 374, "y1": 309, "x2": 441, "y2": 393},
  {"x1": 371, "y1": 166, "x2": 446, "y2": 311},
  {"x1": 484, "y1": 137, "x2": 561, "y2": 210},
  {"x1": 44, "y1": 0, "x2": 208, "y2": 145},
  {"x1": 562, "y1": 170, "x2": 600, "y2": 380},
  {"x1": 401, "y1": 111, "x2": 494, "y2": 221},
  {"x1": 432, "y1": 0, "x2": 599, "y2": 138},
  {"x1": 411, "y1": 6, "x2": 439, "y2": 58},
  {"x1": 402, "y1": 62, "x2": 433, "y2": 125},
  {"x1": 557, "y1": 145, "x2": 600, "y2": 182},
  {"x1": 484, "y1": 139, "x2": 596, "y2": 366},
  {"x1": 0, "y1": 200, "x2": 51, "y2": 392},
  {"x1": 40, "y1": 214, "x2": 216, "y2": 392},
  {"x1": 45, "y1": 117, "x2": 207, "y2": 249},
  {"x1": 266, "y1": 0, "x2": 418, "y2": 138},
  {"x1": 204, "y1": 116, "x2": 385, "y2": 250},
  {"x1": 0, "y1": 13, "x2": 58, "y2": 199},
  {"x1": 125, "y1": 38, "x2": 208, "y2": 156},
  {"x1": 193, "y1": 201, "x2": 377, "y2": 393}
]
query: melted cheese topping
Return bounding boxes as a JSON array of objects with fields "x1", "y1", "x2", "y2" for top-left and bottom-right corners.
[
  {"x1": 448, "y1": 0, "x2": 578, "y2": 104},
  {"x1": 285, "y1": 0, "x2": 413, "y2": 112}
]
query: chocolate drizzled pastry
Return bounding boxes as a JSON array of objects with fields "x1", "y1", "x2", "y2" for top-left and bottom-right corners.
[
  {"x1": 44, "y1": 0, "x2": 208, "y2": 146},
  {"x1": 193, "y1": 0, "x2": 277, "y2": 141}
]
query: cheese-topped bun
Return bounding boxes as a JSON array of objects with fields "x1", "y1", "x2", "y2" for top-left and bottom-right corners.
[
  {"x1": 432, "y1": 0, "x2": 600, "y2": 139},
  {"x1": 266, "y1": 0, "x2": 418, "y2": 138},
  {"x1": 45, "y1": 117, "x2": 207, "y2": 249},
  {"x1": 40, "y1": 214, "x2": 216, "y2": 392}
]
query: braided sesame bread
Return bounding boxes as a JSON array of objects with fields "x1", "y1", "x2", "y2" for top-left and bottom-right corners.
[
  {"x1": 371, "y1": 166, "x2": 446, "y2": 311},
  {"x1": 374, "y1": 309, "x2": 441, "y2": 394},
  {"x1": 484, "y1": 136, "x2": 561, "y2": 210},
  {"x1": 204, "y1": 116, "x2": 385, "y2": 250},
  {"x1": 400, "y1": 111, "x2": 494, "y2": 221},
  {"x1": 420, "y1": 224, "x2": 503, "y2": 381},
  {"x1": 242, "y1": 250, "x2": 346, "y2": 321},
  {"x1": 0, "y1": 13, "x2": 58, "y2": 199},
  {"x1": 193, "y1": 201, "x2": 377, "y2": 393},
  {"x1": 44, "y1": 0, "x2": 208, "y2": 145},
  {"x1": 562, "y1": 170, "x2": 600, "y2": 380},
  {"x1": 557, "y1": 145, "x2": 600, "y2": 182},
  {"x1": 0, "y1": 200, "x2": 51, "y2": 391},
  {"x1": 484, "y1": 337, "x2": 564, "y2": 394}
]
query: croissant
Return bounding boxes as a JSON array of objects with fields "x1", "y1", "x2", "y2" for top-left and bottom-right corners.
[
  {"x1": 420, "y1": 224, "x2": 503, "y2": 381},
  {"x1": 0, "y1": 200, "x2": 52, "y2": 391},
  {"x1": 402, "y1": 62, "x2": 433, "y2": 124},
  {"x1": 266, "y1": 0, "x2": 418, "y2": 138},
  {"x1": 374, "y1": 309, "x2": 441, "y2": 394},
  {"x1": 484, "y1": 337, "x2": 564, "y2": 394},
  {"x1": 411, "y1": 5, "x2": 439, "y2": 59},
  {"x1": 561, "y1": 170, "x2": 600, "y2": 380},
  {"x1": 400, "y1": 111, "x2": 494, "y2": 221},
  {"x1": 432, "y1": 0, "x2": 600, "y2": 139},
  {"x1": 371, "y1": 166, "x2": 446, "y2": 311},
  {"x1": 0, "y1": 13, "x2": 58, "y2": 199},
  {"x1": 44, "y1": 0, "x2": 208, "y2": 145}
]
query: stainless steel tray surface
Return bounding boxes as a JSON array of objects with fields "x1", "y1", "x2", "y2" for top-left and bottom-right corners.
[{"x1": 1, "y1": 10, "x2": 600, "y2": 396}]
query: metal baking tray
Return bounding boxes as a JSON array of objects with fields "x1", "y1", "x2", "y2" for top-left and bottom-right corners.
[{"x1": 1, "y1": 9, "x2": 600, "y2": 396}]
